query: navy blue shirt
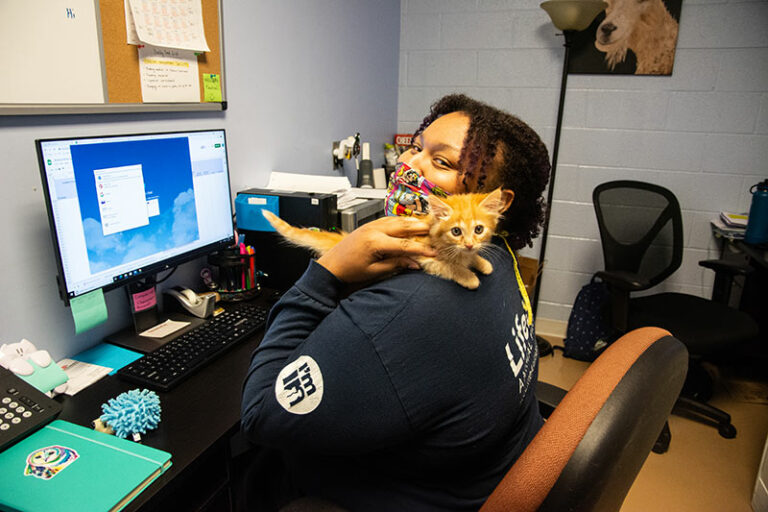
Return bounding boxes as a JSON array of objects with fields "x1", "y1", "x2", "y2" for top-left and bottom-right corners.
[{"x1": 241, "y1": 243, "x2": 542, "y2": 511}]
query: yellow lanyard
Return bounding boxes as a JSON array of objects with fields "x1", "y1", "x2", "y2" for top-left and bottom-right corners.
[{"x1": 498, "y1": 233, "x2": 533, "y2": 326}]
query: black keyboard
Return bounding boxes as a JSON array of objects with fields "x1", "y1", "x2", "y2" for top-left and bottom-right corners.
[{"x1": 117, "y1": 302, "x2": 269, "y2": 391}]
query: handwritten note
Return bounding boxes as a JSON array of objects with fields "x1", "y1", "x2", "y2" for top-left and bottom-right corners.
[
  {"x1": 127, "y1": 0, "x2": 210, "y2": 52},
  {"x1": 1, "y1": 0, "x2": 105, "y2": 104},
  {"x1": 70, "y1": 289, "x2": 108, "y2": 334},
  {"x1": 139, "y1": 319, "x2": 190, "y2": 339},
  {"x1": 131, "y1": 287, "x2": 157, "y2": 312},
  {"x1": 203, "y1": 73, "x2": 222, "y2": 102},
  {"x1": 138, "y1": 45, "x2": 200, "y2": 102}
]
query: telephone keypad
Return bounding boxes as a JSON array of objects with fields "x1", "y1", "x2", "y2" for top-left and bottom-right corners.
[{"x1": 0, "y1": 370, "x2": 62, "y2": 452}]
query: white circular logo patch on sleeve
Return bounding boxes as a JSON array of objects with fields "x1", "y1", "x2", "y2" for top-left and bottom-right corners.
[{"x1": 275, "y1": 355, "x2": 324, "y2": 414}]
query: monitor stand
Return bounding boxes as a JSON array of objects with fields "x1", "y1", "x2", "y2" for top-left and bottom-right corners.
[{"x1": 103, "y1": 279, "x2": 205, "y2": 354}]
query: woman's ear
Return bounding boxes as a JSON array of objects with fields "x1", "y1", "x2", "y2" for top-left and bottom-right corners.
[
  {"x1": 480, "y1": 188, "x2": 515, "y2": 214},
  {"x1": 427, "y1": 194, "x2": 453, "y2": 219}
]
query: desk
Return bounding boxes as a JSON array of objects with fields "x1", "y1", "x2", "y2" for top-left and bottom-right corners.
[
  {"x1": 713, "y1": 232, "x2": 768, "y2": 343},
  {"x1": 55, "y1": 316, "x2": 265, "y2": 511},
  {"x1": 732, "y1": 240, "x2": 768, "y2": 341}
]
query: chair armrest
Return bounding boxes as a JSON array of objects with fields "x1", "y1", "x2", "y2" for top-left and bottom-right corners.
[
  {"x1": 699, "y1": 258, "x2": 753, "y2": 303},
  {"x1": 699, "y1": 259, "x2": 753, "y2": 276},
  {"x1": 594, "y1": 271, "x2": 647, "y2": 332},
  {"x1": 595, "y1": 270, "x2": 649, "y2": 291},
  {"x1": 536, "y1": 381, "x2": 567, "y2": 419}
]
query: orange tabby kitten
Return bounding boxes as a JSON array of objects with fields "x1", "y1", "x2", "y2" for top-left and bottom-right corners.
[{"x1": 261, "y1": 188, "x2": 512, "y2": 289}]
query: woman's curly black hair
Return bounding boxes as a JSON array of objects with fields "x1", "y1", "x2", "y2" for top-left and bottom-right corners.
[{"x1": 413, "y1": 94, "x2": 551, "y2": 250}]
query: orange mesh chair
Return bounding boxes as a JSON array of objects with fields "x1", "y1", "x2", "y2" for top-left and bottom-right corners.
[{"x1": 481, "y1": 327, "x2": 687, "y2": 512}]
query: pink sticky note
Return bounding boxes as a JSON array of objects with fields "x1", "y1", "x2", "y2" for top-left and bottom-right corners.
[{"x1": 132, "y1": 287, "x2": 157, "y2": 312}]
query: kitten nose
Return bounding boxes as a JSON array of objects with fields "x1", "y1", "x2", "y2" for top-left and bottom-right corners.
[{"x1": 465, "y1": 243, "x2": 474, "y2": 250}]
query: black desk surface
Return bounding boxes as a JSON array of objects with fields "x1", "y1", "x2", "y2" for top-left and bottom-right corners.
[
  {"x1": 55, "y1": 318, "x2": 265, "y2": 511},
  {"x1": 734, "y1": 239, "x2": 768, "y2": 269}
]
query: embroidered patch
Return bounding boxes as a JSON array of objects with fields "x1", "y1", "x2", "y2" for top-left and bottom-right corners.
[
  {"x1": 24, "y1": 445, "x2": 79, "y2": 480},
  {"x1": 275, "y1": 355, "x2": 324, "y2": 414}
]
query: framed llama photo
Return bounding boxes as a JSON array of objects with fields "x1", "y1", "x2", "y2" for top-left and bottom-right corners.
[{"x1": 567, "y1": 0, "x2": 683, "y2": 75}]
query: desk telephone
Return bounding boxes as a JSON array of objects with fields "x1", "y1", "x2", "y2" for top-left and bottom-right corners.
[{"x1": 0, "y1": 367, "x2": 62, "y2": 452}]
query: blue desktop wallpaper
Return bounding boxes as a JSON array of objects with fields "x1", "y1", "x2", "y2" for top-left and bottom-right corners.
[{"x1": 71, "y1": 137, "x2": 199, "y2": 274}]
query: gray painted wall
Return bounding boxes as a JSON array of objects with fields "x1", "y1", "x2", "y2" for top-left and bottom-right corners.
[
  {"x1": 397, "y1": 0, "x2": 768, "y2": 324},
  {"x1": 0, "y1": 0, "x2": 400, "y2": 361}
]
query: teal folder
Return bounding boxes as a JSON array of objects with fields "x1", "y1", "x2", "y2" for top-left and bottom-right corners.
[
  {"x1": 0, "y1": 420, "x2": 171, "y2": 512},
  {"x1": 72, "y1": 343, "x2": 142, "y2": 375}
]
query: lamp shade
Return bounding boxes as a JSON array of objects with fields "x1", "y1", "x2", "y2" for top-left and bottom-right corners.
[{"x1": 540, "y1": 0, "x2": 607, "y2": 31}]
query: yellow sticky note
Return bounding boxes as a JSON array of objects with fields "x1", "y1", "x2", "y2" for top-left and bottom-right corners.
[
  {"x1": 70, "y1": 289, "x2": 108, "y2": 334},
  {"x1": 203, "y1": 73, "x2": 222, "y2": 102}
]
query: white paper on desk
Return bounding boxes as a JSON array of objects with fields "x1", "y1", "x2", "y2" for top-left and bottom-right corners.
[
  {"x1": 139, "y1": 319, "x2": 190, "y2": 338},
  {"x1": 711, "y1": 218, "x2": 746, "y2": 239},
  {"x1": 349, "y1": 188, "x2": 388, "y2": 200},
  {"x1": 57, "y1": 359, "x2": 112, "y2": 396},
  {"x1": 267, "y1": 172, "x2": 352, "y2": 195},
  {"x1": 338, "y1": 188, "x2": 387, "y2": 210},
  {"x1": 265, "y1": 173, "x2": 387, "y2": 210},
  {"x1": 139, "y1": 45, "x2": 200, "y2": 102},
  {"x1": 127, "y1": 0, "x2": 210, "y2": 52}
]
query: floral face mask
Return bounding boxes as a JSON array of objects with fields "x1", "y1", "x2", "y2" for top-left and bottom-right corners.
[{"x1": 384, "y1": 163, "x2": 450, "y2": 217}]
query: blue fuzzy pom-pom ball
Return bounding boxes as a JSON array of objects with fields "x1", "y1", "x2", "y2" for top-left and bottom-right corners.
[{"x1": 100, "y1": 389, "x2": 161, "y2": 439}]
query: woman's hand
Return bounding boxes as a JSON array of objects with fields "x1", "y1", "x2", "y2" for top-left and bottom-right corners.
[{"x1": 317, "y1": 216, "x2": 435, "y2": 284}]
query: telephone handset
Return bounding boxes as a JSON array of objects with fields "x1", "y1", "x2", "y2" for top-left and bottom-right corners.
[
  {"x1": 0, "y1": 367, "x2": 62, "y2": 452},
  {"x1": 164, "y1": 287, "x2": 216, "y2": 319}
]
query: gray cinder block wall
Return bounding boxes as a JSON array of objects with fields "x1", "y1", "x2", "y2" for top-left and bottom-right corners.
[{"x1": 397, "y1": 0, "x2": 768, "y2": 324}]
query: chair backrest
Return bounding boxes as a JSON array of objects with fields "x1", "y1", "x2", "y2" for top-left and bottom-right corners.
[
  {"x1": 593, "y1": 181, "x2": 683, "y2": 290},
  {"x1": 480, "y1": 327, "x2": 688, "y2": 512}
]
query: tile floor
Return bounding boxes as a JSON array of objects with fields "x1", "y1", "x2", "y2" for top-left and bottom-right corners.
[{"x1": 537, "y1": 336, "x2": 768, "y2": 512}]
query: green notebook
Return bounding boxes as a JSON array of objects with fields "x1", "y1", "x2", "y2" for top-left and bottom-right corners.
[{"x1": 0, "y1": 420, "x2": 171, "y2": 512}]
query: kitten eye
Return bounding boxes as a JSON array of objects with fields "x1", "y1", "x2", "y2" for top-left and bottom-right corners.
[
  {"x1": 474, "y1": 225, "x2": 484, "y2": 235},
  {"x1": 451, "y1": 227, "x2": 462, "y2": 236}
]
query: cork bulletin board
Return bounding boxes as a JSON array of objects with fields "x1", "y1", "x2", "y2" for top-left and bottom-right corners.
[{"x1": 0, "y1": 0, "x2": 226, "y2": 115}]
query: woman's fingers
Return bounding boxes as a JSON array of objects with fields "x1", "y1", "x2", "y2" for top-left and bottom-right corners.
[
  {"x1": 316, "y1": 216, "x2": 434, "y2": 284},
  {"x1": 373, "y1": 236, "x2": 435, "y2": 259},
  {"x1": 377, "y1": 216, "x2": 431, "y2": 236}
]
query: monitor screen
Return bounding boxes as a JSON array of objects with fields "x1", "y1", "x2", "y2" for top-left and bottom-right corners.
[{"x1": 37, "y1": 129, "x2": 234, "y2": 304}]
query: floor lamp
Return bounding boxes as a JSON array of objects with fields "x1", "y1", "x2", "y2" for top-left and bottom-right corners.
[{"x1": 534, "y1": 0, "x2": 607, "y2": 355}]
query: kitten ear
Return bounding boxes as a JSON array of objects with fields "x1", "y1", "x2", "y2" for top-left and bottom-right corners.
[
  {"x1": 427, "y1": 194, "x2": 453, "y2": 219},
  {"x1": 480, "y1": 188, "x2": 515, "y2": 214}
]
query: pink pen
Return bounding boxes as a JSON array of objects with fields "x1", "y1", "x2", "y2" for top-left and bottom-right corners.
[
  {"x1": 240, "y1": 243, "x2": 246, "y2": 290},
  {"x1": 248, "y1": 246, "x2": 256, "y2": 289}
]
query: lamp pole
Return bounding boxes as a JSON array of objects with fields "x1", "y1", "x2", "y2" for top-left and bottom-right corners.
[
  {"x1": 532, "y1": 30, "x2": 575, "y2": 320},
  {"x1": 535, "y1": 1, "x2": 606, "y2": 354},
  {"x1": 533, "y1": 31, "x2": 577, "y2": 357}
]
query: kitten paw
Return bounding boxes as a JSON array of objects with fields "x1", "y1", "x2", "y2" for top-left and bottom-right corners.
[
  {"x1": 458, "y1": 275, "x2": 480, "y2": 289},
  {"x1": 475, "y1": 257, "x2": 493, "y2": 275}
]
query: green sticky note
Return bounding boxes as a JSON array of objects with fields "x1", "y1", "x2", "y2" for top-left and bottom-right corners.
[
  {"x1": 203, "y1": 73, "x2": 222, "y2": 102},
  {"x1": 70, "y1": 289, "x2": 108, "y2": 334}
]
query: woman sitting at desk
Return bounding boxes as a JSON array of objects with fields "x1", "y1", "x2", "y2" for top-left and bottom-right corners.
[{"x1": 241, "y1": 94, "x2": 551, "y2": 511}]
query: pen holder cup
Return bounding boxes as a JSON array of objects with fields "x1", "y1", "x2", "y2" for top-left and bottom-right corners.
[{"x1": 207, "y1": 248, "x2": 261, "y2": 302}]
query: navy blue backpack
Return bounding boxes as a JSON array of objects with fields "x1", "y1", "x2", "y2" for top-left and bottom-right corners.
[{"x1": 563, "y1": 276, "x2": 616, "y2": 361}]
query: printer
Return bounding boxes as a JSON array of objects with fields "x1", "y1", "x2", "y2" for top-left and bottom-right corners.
[
  {"x1": 235, "y1": 188, "x2": 339, "y2": 291},
  {"x1": 338, "y1": 198, "x2": 384, "y2": 232}
]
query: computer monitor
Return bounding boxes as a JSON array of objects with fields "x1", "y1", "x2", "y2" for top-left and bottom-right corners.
[{"x1": 37, "y1": 129, "x2": 235, "y2": 305}]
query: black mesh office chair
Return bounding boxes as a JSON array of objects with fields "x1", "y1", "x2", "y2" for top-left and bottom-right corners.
[{"x1": 592, "y1": 180, "x2": 759, "y2": 450}]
